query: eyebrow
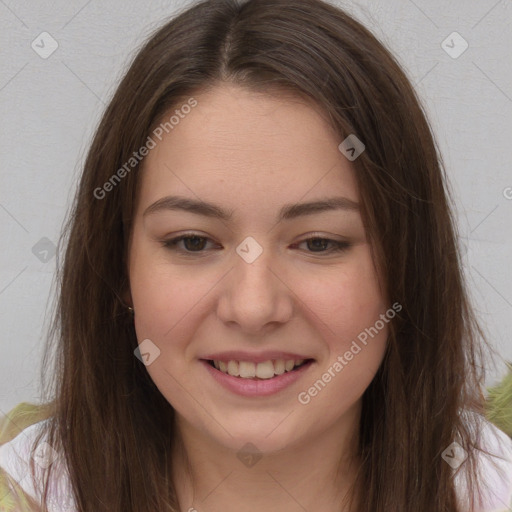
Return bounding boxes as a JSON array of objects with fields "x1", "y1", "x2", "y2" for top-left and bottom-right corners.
[{"x1": 143, "y1": 195, "x2": 360, "y2": 222}]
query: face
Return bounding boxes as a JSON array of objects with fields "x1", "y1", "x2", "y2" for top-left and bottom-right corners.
[{"x1": 127, "y1": 84, "x2": 389, "y2": 454}]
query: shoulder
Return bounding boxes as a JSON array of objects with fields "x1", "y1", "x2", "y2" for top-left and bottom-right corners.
[
  {"x1": 455, "y1": 411, "x2": 512, "y2": 512},
  {"x1": 0, "y1": 402, "x2": 76, "y2": 512}
]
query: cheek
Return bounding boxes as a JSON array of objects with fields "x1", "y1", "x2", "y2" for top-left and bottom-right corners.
[
  {"x1": 128, "y1": 237, "x2": 208, "y2": 337},
  {"x1": 294, "y1": 254, "x2": 389, "y2": 411},
  {"x1": 130, "y1": 267, "x2": 203, "y2": 357},
  {"x1": 129, "y1": 257, "x2": 207, "y2": 407},
  {"x1": 293, "y1": 248, "x2": 387, "y2": 348}
]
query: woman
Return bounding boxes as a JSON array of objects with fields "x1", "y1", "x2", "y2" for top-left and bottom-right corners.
[{"x1": 1, "y1": 0, "x2": 511, "y2": 510}]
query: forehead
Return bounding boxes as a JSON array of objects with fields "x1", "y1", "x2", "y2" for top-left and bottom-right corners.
[{"x1": 137, "y1": 84, "x2": 359, "y2": 218}]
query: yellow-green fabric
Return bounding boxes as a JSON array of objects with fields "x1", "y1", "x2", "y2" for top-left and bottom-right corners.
[
  {"x1": 485, "y1": 363, "x2": 512, "y2": 439},
  {"x1": 0, "y1": 402, "x2": 53, "y2": 511}
]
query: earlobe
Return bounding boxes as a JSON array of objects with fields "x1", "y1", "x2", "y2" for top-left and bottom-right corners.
[
  {"x1": 124, "y1": 295, "x2": 134, "y2": 310},
  {"x1": 122, "y1": 292, "x2": 134, "y2": 314},
  {"x1": 123, "y1": 291, "x2": 133, "y2": 308}
]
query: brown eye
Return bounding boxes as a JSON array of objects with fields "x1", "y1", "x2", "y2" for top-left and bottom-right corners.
[
  {"x1": 306, "y1": 238, "x2": 330, "y2": 252},
  {"x1": 181, "y1": 236, "x2": 207, "y2": 251},
  {"x1": 163, "y1": 234, "x2": 215, "y2": 253},
  {"x1": 295, "y1": 237, "x2": 351, "y2": 254}
]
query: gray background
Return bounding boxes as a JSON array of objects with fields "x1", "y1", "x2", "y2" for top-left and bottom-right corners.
[{"x1": 1, "y1": 0, "x2": 511, "y2": 415}]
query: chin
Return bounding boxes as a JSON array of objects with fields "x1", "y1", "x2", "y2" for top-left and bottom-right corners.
[{"x1": 208, "y1": 418, "x2": 305, "y2": 455}]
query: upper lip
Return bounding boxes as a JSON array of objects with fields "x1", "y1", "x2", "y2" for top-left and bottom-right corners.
[{"x1": 200, "y1": 351, "x2": 314, "y2": 364}]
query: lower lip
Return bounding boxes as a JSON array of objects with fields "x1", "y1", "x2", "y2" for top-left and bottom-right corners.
[{"x1": 200, "y1": 359, "x2": 314, "y2": 397}]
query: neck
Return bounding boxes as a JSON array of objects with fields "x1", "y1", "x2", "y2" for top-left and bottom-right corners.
[{"x1": 171, "y1": 404, "x2": 362, "y2": 512}]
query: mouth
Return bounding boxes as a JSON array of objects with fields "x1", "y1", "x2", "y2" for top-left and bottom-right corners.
[
  {"x1": 203, "y1": 358, "x2": 315, "y2": 380},
  {"x1": 200, "y1": 357, "x2": 316, "y2": 397}
]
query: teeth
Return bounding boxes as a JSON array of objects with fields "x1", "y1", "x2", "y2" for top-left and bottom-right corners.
[
  {"x1": 256, "y1": 360, "x2": 275, "y2": 379},
  {"x1": 227, "y1": 360, "x2": 239, "y2": 376},
  {"x1": 239, "y1": 361, "x2": 256, "y2": 378},
  {"x1": 212, "y1": 358, "x2": 307, "y2": 379},
  {"x1": 274, "y1": 359, "x2": 285, "y2": 375}
]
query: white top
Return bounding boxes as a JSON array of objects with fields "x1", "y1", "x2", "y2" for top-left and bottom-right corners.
[
  {"x1": 1, "y1": 415, "x2": 512, "y2": 511},
  {"x1": 0, "y1": 419, "x2": 76, "y2": 511}
]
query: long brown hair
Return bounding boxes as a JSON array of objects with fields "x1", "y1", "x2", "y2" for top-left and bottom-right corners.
[{"x1": 32, "y1": 0, "x2": 491, "y2": 510}]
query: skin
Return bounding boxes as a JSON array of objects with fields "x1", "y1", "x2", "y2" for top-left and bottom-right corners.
[{"x1": 126, "y1": 84, "x2": 389, "y2": 512}]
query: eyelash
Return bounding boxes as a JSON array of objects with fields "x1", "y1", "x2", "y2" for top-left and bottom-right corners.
[{"x1": 161, "y1": 232, "x2": 351, "y2": 256}]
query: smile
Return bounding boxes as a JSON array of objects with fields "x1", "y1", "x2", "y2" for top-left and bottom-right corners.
[
  {"x1": 201, "y1": 358, "x2": 315, "y2": 397},
  {"x1": 208, "y1": 358, "x2": 310, "y2": 379}
]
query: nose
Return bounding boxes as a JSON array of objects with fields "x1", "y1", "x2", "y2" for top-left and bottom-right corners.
[{"x1": 216, "y1": 243, "x2": 294, "y2": 335}]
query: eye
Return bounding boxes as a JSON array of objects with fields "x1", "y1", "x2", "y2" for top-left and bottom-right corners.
[
  {"x1": 162, "y1": 233, "x2": 218, "y2": 254},
  {"x1": 161, "y1": 233, "x2": 351, "y2": 256},
  {"x1": 293, "y1": 236, "x2": 351, "y2": 254}
]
